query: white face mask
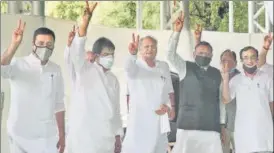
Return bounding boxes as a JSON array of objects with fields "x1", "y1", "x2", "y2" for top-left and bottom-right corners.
[
  {"x1": 34, "y1": 47, "x2": 53, "y2": 62},
  {"x1": 99, "y1": 55, "x2": 114, "y2": 69}
]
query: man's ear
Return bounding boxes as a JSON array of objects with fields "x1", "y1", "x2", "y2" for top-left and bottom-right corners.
[{"x1": 32, "y1": 41, "x2": 36, "y2": 51}]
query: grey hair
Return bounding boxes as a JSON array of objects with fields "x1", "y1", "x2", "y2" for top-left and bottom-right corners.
[{"x1": 138, "y1": 35, "x2": 158, "y2": 50}]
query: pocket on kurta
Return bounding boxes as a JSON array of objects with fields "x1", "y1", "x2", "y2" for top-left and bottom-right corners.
[{"x1": 40, "y1": 73, "x2": 56, "y2": 98}]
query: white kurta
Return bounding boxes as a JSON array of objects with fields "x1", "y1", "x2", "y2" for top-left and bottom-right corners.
[
  {"x1": 64, "y1": 46, "x2": 76, "y2": 88},
  {"x1": 66, "y1": 34, "x2": 123, "y2": 153},
  {"x1": 1, "y1": 54, "x2": 65, "y2": 153},
  {"x1": 260, "y1": 63, "x2": 273, "y2": 78},
  {"x1": 167, "y1": 32, "x2": 224, "y2": 153},
  {"x1": 229, "y1": 70, "x2": 273, "y2": 153},
  {"x1": 122, "y1": 55, "x2": 174, "y2": 153}
]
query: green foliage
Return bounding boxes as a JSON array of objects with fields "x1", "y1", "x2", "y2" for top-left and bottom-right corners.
[
  {"x1": 1, "y1": 1, "x2": 8, "y2": 13},
  {"x1": 142, "y1": 2, "x2": 160, "y2": 30},
  {"x1": 93, "y1": 1, "x2": 136, "y2": 28},
  {"x1": 47, "y1": 1, "x2": 85, "y2": 21},
  {"x1": 1, "y1": 1, "x2": 268, "y2": 33}
]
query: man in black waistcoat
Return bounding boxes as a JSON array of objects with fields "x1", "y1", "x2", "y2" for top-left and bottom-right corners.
[{"x1": 166, "y1": 11, "x2": 224, "y2": 153}]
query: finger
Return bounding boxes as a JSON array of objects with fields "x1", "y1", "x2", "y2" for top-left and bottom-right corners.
[
  {"x1": 195, "y1": 24, "x2": 199, "y2": 30},
  {"x1": 85, "y1": 0, "x2": 89, "y2": 8},
  {"x1": 268, "y1": 33, "x2": 273, "y2": 41},
  {"x1": 136, "y1": 35, "x2": 140, "y2": 45},
  {"x1": 224, "y1": 62, "x2": 228, "y2": 71},
  {"x1": 72, "y1": 25, "x2": 75, "y2": 32},
  {"x1": 132, "y1": 33, "x2": 135, "y2": 43},
  {"x1": 178, "y1": 11, "x2": 182, "y2": 19},
  {"x1": 180, "y1": 11, "x2": 185, "y2": 20},
  {"x1": 17, "y1": 19, "x2": 21, "y2": 29},
  {"x1": 21, "y1": 21, "x2": 26, "y2": 31},
  {"x1": 90, "y1": 2, "x2": 98, "y2": 12},
  {"x1": 221, "y1": 63, "x2": 225, "y2": 71}
]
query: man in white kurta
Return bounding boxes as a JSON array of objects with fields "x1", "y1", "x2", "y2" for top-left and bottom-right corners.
[
  {"x1": 64, "y1": 27, "x2": 94, "y2": 89},
  {"x1": 122, "y1": 34, "x2": 175, "y2": 153},
  {"x1": 228, "y1": 71, "x2": 273, "y2": 153},
  {"x1": 222, "y1": 46, "x2": 273, "y2": 153},
  {"x1": 66, "y1": 34, "x2": 123, "y2": 153},
  {"x1": 65, "y1": 2, "x2": 123, "y2": 153},
  {"x1": 1, "y1": 21, "x2": 65, "y2": 153}
]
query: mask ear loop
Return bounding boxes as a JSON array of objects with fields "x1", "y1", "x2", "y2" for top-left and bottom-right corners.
[{"x1": 32, "y1": 44, "x2": 42, "y2": 60}]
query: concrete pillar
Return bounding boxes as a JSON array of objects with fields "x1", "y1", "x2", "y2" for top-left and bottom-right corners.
[
  {"x1": 181, "y1": 0, "x2": 190, "y2": 30},
  {"x1": 136, "y1": 1, "x2": 143, "y2": 30},
  {"x1": 32, "y1": 1, "x2": 45, "y2": 16},
  {"x1": 160, "y1": 1, "x2": 169, "y2": 30},
  {"x1": 8, "y1": 1, "x2": 23, "y2": 14},
  {"x1": 248, "y1": 1, "x2": 255, "y2": 33}
]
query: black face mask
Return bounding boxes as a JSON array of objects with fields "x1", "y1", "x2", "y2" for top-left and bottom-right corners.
[
  {"x1": 195, "y1": 55, "x2": 211, "y2": 67},
  {"x1": 243, "y1": 64, "x2": 257, "y2": 74}
]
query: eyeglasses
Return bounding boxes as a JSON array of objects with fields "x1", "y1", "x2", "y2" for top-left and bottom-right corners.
[{"x1": 35, "y1": 41, "x2": 54, "y2": 50}]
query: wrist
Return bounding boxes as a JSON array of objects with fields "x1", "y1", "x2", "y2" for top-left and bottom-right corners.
[
  {"x1": 222, "y1": 78, "x2": 229, "y2": 83},
  {"x1": 115, "y1": 135, "x2": 121, "y2": 140},
  {"x1": 10, "y1": 42, "x2": 20, "y2": 48},
  {"x1": 263, "y1": 46, "x2": 270, "y2": 51},
  {"x1": 59, "y1": 133, "x2": 65, "y2": 138}
]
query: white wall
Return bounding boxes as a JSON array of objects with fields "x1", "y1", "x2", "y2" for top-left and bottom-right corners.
[{"x1": 1, "y1": 14, "x2": 273, "y2": 153}]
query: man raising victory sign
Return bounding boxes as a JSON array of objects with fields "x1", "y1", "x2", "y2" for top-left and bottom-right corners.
[
  {"x1": 66, "y1": 1, "x2": 123, "y2": 153},
  {"x1": 122, "y1": 33, "x2": 175, "y2": 153},
  {"x1": 1, "y1": 20, "x2": 65, "y2": 153},
  {"x1": 167, "y1": 11, "x2": 224, "y2": 153}
]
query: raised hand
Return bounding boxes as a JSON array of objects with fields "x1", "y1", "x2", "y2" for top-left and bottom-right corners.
[
  {"x1": 82, "y1": 0, "x2": 98, "y2": 21},
  {"x1": 263, "y1": 32, "x2": 273, "y2": 50},
  {"x1": 128, "y1": 33, "x2": 139, "y2": 55},
  {"x1": 194, "y1": 24, "x2": 202, "y2": 41},
  {"x1": 67, "y1": 25, "x2": 76, "y2": 47},
  {"x1": 12, "y1": 19, "x2": 26, "y2": 45},
  {"x1": 173, "y1": 11, "x2": 184, "y2": 32},
  {"x1": 221, "y1": 62, "x2": 229, "y2": 81}
]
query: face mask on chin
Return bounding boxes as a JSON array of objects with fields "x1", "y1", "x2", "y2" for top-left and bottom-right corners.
[
  {"x1": 99, "y1": 55, "x2": 114, "y2": 69},
  {"x1": 243, "y1": 64, "x2": 257, "y2": 74},
  {"x1": 195, "y1": 55, "x2": 211, "y2": 67},
  {"x1": 33, "y1": 46, "x2": 53, "y2": 62}
]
